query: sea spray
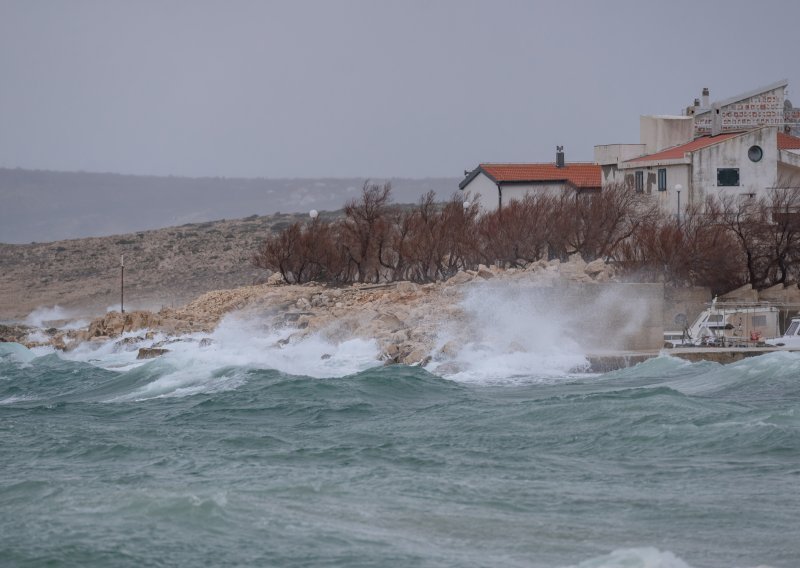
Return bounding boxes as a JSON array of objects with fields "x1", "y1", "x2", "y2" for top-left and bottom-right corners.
[{"x1": 429, "y1": 279, "x2": 658, "y2": 381}]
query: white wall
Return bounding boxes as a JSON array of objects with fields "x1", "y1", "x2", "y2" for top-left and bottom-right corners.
[
  {"x1": 611, "y1": 164, "x2": 691, "y2": 215},
  {"x1": 594, "y1": 144, "x2": 646, "y2": 165},
  {"x1": 462, "y1": 172, "x2": 499, "y2": 211},
  {"x1": 461, "y1": 173, "x2": 575, "y2": 212},
  {"x1": 501, "y1": 182, "x2": 570, "y2": 205},
  {"x1": 640, "y1": 115, "x2": 694, "y2": 154},
  {"x1": 692, "y1": 127, "x2": 779, "y2": 204}
]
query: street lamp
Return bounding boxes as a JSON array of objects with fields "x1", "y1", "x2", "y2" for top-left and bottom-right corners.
[{"x1": 674, "y1": 184, "x2": 683, "y2": 227}]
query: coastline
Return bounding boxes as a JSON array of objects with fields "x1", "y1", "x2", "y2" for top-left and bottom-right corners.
[{"x1": 5, "y1": 254, "x2": 797, "y2": 372}]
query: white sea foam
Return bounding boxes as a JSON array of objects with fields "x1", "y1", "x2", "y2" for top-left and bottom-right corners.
[
  {"x1": 60, "y1": 313, "x2": 381, "y2": 400},
  {"x1": 567, "y1": 547, "x2": 775, "y2": 568},
  {"x1": 566, "y1": 548, "x2": 692, "y2": 568}
]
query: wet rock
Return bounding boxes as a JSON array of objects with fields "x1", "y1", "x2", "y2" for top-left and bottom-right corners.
[
  {"x1": 113, "y1": 336, "x2": 145, "y2": 352},
  {"x1": 137, "y1": 347, "x2": 170, "y2": 360},
  {"x1": 436, "y1": 340, "x2": 460, "y2": 359},
  {"x1": 374, "y1": 312, "x2": 404, "y2": 332}
]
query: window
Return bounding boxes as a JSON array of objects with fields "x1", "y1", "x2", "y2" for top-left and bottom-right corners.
[
  {"x1": 748, "y1": 145, "x2": 763, "y2": 162},
  {"x1": 657, "y1": 168, "x2": 667, "y2": 191},
  {"x1": 717, "y1": 168, "x2": 740, "y2": 187},
  {"x1": 751, "y1": 315, "x2": 766, "y2": 327},
  {"x1": 635, "y1": 171, "x2": 644, "y2": 193}
]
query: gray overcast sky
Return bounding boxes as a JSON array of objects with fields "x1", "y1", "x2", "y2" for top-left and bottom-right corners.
[{"x1": 1, "y1": 0, "x2": 798, "y2": 178}]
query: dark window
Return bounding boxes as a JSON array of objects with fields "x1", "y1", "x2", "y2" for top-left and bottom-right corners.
[
  {"x1": 658, "y1": 168, "x2": 667, "y2": 191},
  {"x1": 717, "y1": 168, "x2": 740, "y2": 187},
  {"x1": 748, "y1": 145, "x2": 763, "y2": 162},
  {"x1": 635, "y1": 171, "x2": 644, "y2": 193}
]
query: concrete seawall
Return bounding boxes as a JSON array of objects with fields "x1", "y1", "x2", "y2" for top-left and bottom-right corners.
[{"x1": 586, "y1": 347, "x2": 798, "y2": 372}]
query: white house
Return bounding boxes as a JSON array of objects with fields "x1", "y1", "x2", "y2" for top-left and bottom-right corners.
[
  {"x1": 595, "y1": 80, "x2": 800, "y2": 215},
  {"x1": 459, "y1": 148, "x2": 601, "y2": 211},
  {"x1": 599, "y1": 127, "x2": 800, "y2": 214}
]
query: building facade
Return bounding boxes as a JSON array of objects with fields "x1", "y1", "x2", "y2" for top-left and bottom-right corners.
[
  {"x1": 459, "y1": 149, "x2": 601, "y2": 211},
  {"x1": 595, "y1": 81, "x2": 800, "y2": 215},
  {"x1": 687, "y1": 79, "x2": 800, "y2": 137},
  {"x1": 599, "y1": 127, "x2": 800, "y2": 214}
]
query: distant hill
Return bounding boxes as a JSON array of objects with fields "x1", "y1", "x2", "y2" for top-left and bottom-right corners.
[
  {"x1": 0, "y1": 212, "x2": 325, "y2": 321},
  {"x1": 0, "y1": 168, "x2": 460, "y2": 244}
]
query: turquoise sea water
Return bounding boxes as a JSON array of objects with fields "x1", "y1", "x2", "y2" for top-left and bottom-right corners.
[{"x1": 2, "y1": 339, "x2": 799, "y2": 568}]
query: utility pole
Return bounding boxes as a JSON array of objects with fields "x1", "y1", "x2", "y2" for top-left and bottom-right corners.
[{"x1": 120, "y1": 255, "x2": 125, "y2": 314}]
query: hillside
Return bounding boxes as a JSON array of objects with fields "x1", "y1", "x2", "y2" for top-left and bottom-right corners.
[
  {"x1": 0, "y1": 212, "x2": 322, "y2": 321},
  {"x1": 0, "y1": 168, "x2": 459, "y2": 243}
]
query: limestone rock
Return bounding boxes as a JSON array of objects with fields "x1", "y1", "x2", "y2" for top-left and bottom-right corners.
[
  {"x1": 584, "y1": 258, "x2": 607, "y2": 276},
  {"x1": 476, "y1": 266, "x2": 495, "y2": 280},
  {"x1": 267, "y1": 272, "x2": 284, "y2": 285},
  {"x1": 446, "y1": 271, "x2": 473, "y2": 286},
  {"x1": 137, "y1": 347, "x2": 170, "y2": 359},
  {"x1": 395, "y1": 281, "x2": 418, "y2": 294}
]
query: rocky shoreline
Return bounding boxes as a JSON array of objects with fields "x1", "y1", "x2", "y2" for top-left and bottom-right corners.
[{"x1": 5, "y1": 256, "x2": 619, "y2": 366}]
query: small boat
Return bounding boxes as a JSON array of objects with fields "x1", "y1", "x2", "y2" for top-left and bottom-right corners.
[
  {"x1": 766, "y1": 316, "x2": 800, "y2": 348},
  {"x1": 664, "y1": 298, "x2": 781, "y2": 348}
]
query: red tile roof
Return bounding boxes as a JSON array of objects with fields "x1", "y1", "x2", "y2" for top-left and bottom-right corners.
[
  {"x1": 778, "y1": 132, "x2": 800, "y2": 150},
  {"x1": 625, "y1": 132, "x2": 742, "y2": 164},
  {"x1": 478, "y1": 163, "x2": 601, "y2": 189}
]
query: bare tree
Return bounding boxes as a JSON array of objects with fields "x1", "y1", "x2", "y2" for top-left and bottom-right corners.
[
  {"x1": 620, "y1": 202, "x2": 746, "y2": 293},
  {"x1": 559, "y1": 182, "x2": 657, "y2": 261},
  {"x1": 252, "y1": 218, "x2": 345, "y2": 284},
  {"x1": 478, "y1": 193, "x2": 556, "y2": 266},
  {"x1": 341, "y1": 181, "x2": 393, "y2": 283}
]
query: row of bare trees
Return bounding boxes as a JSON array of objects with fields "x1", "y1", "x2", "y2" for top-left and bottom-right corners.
[
  {"x1": 620, "y1": 187, "x2": 800, "y2": 292},
  {"x1": 253, "y1": 181, "x2": 800, "y2": 294}
]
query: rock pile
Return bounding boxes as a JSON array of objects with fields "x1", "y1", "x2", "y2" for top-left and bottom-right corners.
[{"x1": 26, "y1": 255, "x2": 619, "y2": 364}]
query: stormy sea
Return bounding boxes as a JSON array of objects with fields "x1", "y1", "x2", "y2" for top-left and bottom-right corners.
[{"x1": 2, "y1": 318, "x2": 799, "y2": 568}]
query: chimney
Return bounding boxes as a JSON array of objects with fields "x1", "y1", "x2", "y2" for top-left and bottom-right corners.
[
  {"x1": 556, "y1": 146, "x2": 565, "y2": 168},
  {"x1": 702, "y1": 87, "x2": 710, "y2": 108},
  {"x1": 711, "y1": 103, "x2": 722, "y2": 136}
]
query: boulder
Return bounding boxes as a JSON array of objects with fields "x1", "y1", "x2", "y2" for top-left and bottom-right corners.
[
  {"x1": 266, "y1": 272, "x2": 284, "y2": 285},
  {"x1": 436, "y1": 340, "x2": 460, "y2": 359},
  {"x1": 476, "y1": 266, "x2": 495, "y2": 280},
  {"x1": 137, "y1": 347, "x2": 170, "y2": 360},
  {"x1": 395, "y1": 281, "x2": 418, "y2": 294},
  {"x1": 445, "y1": 271, "x2": 473, "y2": 286},
  {"x1": 584, "y1": 258, "x2": 607, "y2": 276}
]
